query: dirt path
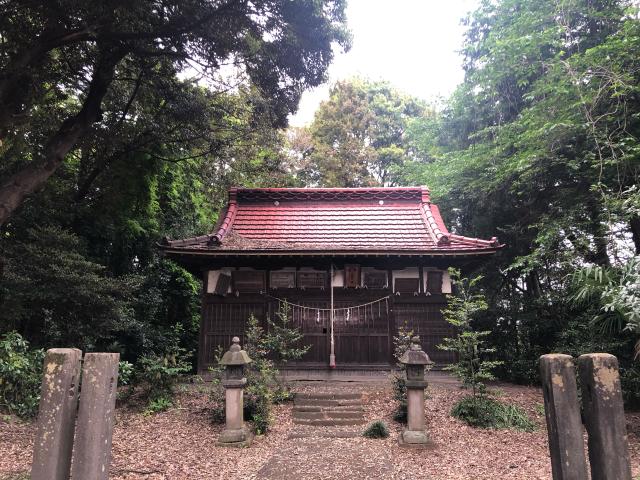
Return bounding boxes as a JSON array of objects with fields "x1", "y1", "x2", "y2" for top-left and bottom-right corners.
[{"x1": 257, "y1": 437, "x2": 393, "y2": 479}]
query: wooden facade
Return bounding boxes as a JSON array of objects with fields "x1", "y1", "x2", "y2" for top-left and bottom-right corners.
[
  {"x1": 161, "y1": 187, "x2": 501, "y2": 373},
  {"x1": 198, "y1": 266, "x2": 456, "y2": 373}
]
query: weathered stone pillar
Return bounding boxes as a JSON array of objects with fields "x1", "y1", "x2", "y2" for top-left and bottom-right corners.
[
  {"x1": 539, "y1": 354, "x2": 588, "y2": 480},
  {"x1": 31, "y1": 348, "x2": 82, "y2": 480},
  {"x1": 71, "y1": 353, "x2": 120, "y2": 480},
  {"x1": 578, "y1": 353, "x2": 632, "y2": 480},
  {"x1": 218, "y1": 336, "x2": 253, "y2": 447},
  {"x1": 398, "y1": 336, "x2": 434, "y2": 448}
]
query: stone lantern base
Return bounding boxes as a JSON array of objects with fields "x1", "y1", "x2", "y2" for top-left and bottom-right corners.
[
  {"x1": 217, "y1": 425, "x2": 254, "y2": 448},
  {"x1": 399, "y1": 429, "x2": 435, "y2": 449}
]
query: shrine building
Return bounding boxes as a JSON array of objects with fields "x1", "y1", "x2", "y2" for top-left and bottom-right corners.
[{"x1": 160, "y1": 186, "x2": 501, "y2": 374}]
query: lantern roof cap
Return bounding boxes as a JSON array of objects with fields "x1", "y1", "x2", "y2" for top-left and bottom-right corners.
[
  {"x1": 219, "y1": 337, "x2": 252, "y2": 366},
  {"x1": 399, "y1": 336, "x2": 434, "y2": 366}
]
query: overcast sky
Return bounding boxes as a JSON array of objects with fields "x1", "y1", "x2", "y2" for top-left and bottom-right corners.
[{"x1": 288, "y1": 0, "x2": 479, "y2": 126}]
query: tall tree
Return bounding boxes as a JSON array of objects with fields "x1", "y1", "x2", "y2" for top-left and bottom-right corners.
[
  {"x1": 0, "y1": 0, "x2": 349, "y2": 225},
  {"x1": 399, "y1": 0, "x2": 640, "y2": 383},
  {"x1": 288, "y1": 78, "x2": 428, "y2": 187}
]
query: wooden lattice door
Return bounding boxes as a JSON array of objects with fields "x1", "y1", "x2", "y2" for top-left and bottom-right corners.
[{"x1": 333, "y1": 299, "x2": 390, "y2": 365}]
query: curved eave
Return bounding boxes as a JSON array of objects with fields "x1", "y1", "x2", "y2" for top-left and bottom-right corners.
[{"x1": 159, "y1": 246, "x2": 502, "y2": 258}]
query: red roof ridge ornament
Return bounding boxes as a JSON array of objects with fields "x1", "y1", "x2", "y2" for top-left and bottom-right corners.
[
  {"x1": 420, "y1": 200, "x2": 450, "y2": 246},
  {"x1": 420, "y1": 186, "x2": 430, "y2": 203},
  {"x1": 209, "y1": 188, "x2": 239, "y2": 245}
]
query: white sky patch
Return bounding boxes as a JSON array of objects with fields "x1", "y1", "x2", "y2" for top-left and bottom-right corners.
[{"x1": 288, "y1": 0, "x2": 479, "y2": 127}]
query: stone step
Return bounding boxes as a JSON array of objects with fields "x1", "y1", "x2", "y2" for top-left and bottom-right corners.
[
  {"x1": 293, "y1": 398, "x2": 362, "y2": 407},
  {"x1": 292, "y1": 405, "x2": 364, "y2": 413},
  {"x1": 292, "y1": 411, "x2": 364, "y2": 421},
  {"x1": 293, "y1": 417, "x2": 367, "y2": 426},
  {"x1": 288, "y1": 425, "x2": 364, "y2": 439},
  {"x1": 294, "y1": 392, "x2": 362, "y2": 400}
]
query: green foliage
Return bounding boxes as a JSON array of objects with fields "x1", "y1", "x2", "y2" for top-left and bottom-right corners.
[
  {"x1": 572, "y1": 256, "x2": 640, "y2": 337},
  {"x1": 0, "y1": 0, "x2": 349, "y2": 398},
  {"x1": 452, "y1": 395, "x2": 535, "y2": 432},
  {"x1": 362, "y1": 420, "x2": 390, "y2": 439},
  {"x1": 390, "y1": 325, "x2": 413, "y2": 423},
  {"x1": 439, "y1": 269, "x2": 502, "y2": 397},
  {"x1": 131, "y1": 259, "x2": 202, "y2": 367},
  {"x1": 0, "y1": 226, "x2": 137, "y2": 351},
  {"x1": 396, "y1": 0, "x2": 640, "y2": 401},
  {"x1": 243, "y1": 382, "x2": 272, "y2": 435},
  {"x1": 0, "y1": 332, "x2": 44, "y2": 418},
  {"x1": 143, "y1": 396, "x2": 173, "y2": 416},
  {"x1": 130, "y1": 325, "x2": 192, "y2": 405},
  {"x1": 0, "y1": 0, "x2": 350, "y2": 224},
  {"x1": 391, "y1": 374, "x2": 408, "y2": 424},
  {"x1": 621, "y1": 364, "x2": 640, "y2": 409},
  {"x1": 263, "y1": 303, "x2": 310, "y2": 365},
  {"x1": 288, "y1": 78, "x2": 429, "y2": 186},
  {"x1": 117, "y1": 361, "x2": 134, "y2": 386}
]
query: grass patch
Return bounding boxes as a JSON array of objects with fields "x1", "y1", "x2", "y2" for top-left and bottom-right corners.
[
  {"x1": 362, "y1": 420, "x2": 390, "y2": 438},
  {"x1": 452, "y1": 395, "x2": 536, "y2": 431}
]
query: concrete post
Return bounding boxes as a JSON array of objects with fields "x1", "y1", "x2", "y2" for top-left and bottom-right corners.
[
  {"x1": 70, "y1": 353, "x2": 119, "y2": 480},
  {"x1": 218, "y1": 337, "x2": 253, "y2": 447},
  {"x1": 578, "y1": 353, "x2": 632, "y2": 480},
  {"x1": 398, "y1": 336, "x2": 434, "y2": 448},
  {"x1": 31, "y1": 348, "x2": 82, "y2": 480},
  {"x1": 539, "y1": 354, "x2": 588, "y2": 480}
]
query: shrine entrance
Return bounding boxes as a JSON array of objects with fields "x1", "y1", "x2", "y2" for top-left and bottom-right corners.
[{"x1": 280, "y1": 296, "x2": 392, "y2": 366}]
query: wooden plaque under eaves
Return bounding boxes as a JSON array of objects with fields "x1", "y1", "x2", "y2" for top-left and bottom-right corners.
[{"x1": 213, "y1": 273, "x2": 231, "y2": 296}]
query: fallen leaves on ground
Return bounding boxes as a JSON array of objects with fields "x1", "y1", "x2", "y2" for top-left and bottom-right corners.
[{"x1": 1, "y1": 379, "x2": 639, "y2": 479}]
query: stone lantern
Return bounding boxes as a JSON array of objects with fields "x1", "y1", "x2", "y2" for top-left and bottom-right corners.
[
  {"x1": 218, "y1": 336, "x2": 253, "y2": 447},
  {"x1": 399, "y1": 336, "x2": 435, "y2": 447}
]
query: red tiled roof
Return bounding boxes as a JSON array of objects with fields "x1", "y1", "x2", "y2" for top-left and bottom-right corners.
[{"x1": 161, "y1": 187, "x2": 502, "y2": 256}]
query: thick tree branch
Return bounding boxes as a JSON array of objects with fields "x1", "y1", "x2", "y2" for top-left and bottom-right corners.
[
  {"x1": 0, "y1": 47, "x2": 125, "y2": 226},
  {"x1": 0, "y1": 28, "x2": 95, "y2": 132}
]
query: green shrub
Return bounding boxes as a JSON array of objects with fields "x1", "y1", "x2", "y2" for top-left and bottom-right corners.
[
  {"x1": 143, "y1": 396, "x2": 173, "y2": 415},
  {"x1": 391, "y1": 325, "x2": 412, "y2": 424},
  {"x1": 131, "y1": 323, "x2": 192, "y2": 405},
  {"x1": 391, "y1": 374, "x2": 407, "y2": 424},
  {"x1": 452, "y1": 395, "x2": 535, "y2": 431},
  {"x1": 438, "y1": 269, "x2": 502, "y2": 397},
  {"x1": 621, "y1": 364, "x2": 640, "y2": 409},
  {"x1": 363, "y1": 420, "x2": 390, "y2": 438},
  {"x1": 118, "y1": 360, "x2": 134, "y2": 386},
  {"x1": 244, "y1": 384, "x2": 271, "y2": 434},
  {"x1": 0, "y1": 332, "x2": 44, "y2": 418},
  {"x1": 134, "y1": 352, "x2": 191, "y2": 402}
]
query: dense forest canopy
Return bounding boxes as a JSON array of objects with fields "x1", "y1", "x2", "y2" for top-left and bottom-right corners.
[
  {"x1": 0, "y1": 0, "x2": 349, "y2": 359},
  {"x1": 1, "y1": 0, "x2": 639, "y2": 400},
  {"x1": 399, "y1": 0, "x2": 640, "y2": 391}
]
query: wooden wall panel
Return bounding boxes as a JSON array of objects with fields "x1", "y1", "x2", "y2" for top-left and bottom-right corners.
[
  {"x1": 393, "y1": 301, "x2": 455, "y2": 365},
  {"x1": 199, "y1": 292, "x2": 454, "y2": 370},
  {"x1": 200, "y1": 302, "x2": 264, "y2": 369}
]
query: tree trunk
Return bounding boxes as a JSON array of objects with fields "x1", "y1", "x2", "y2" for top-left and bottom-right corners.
[
  {"x1": 0, "y1": 48, "x2": 123, "y2": 226},
  {"x1": 587, "y1": 197, "x2": 611, "y2": 267},
  {"x1": 631, "y1": 215, "x2": 640, "y2": 255}
]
